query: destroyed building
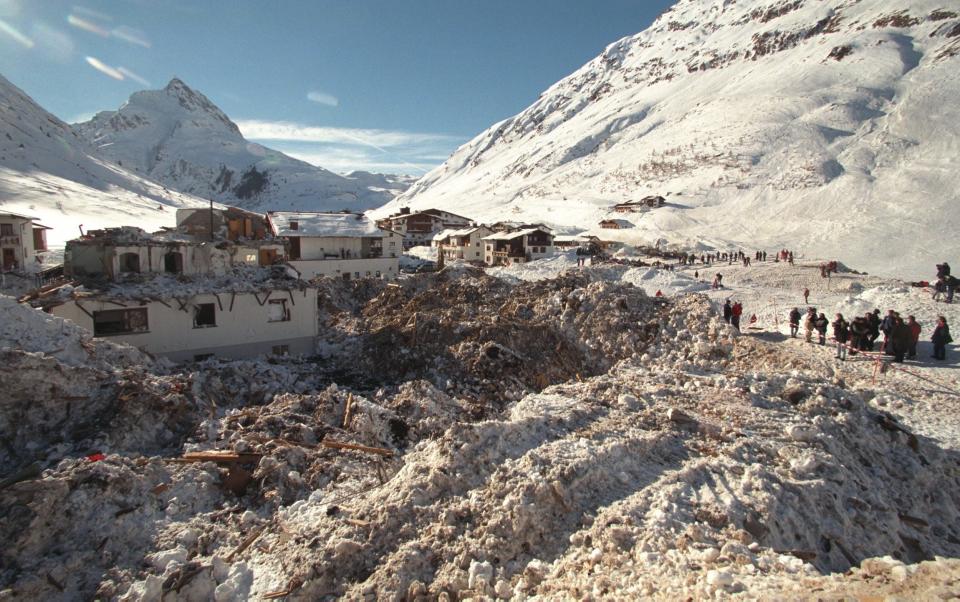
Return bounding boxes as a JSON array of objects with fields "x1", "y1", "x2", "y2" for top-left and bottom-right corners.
[
  {"x1": 268, "y1": 211, "x2": 402, "y2": 281},
  {"x1": 46, "y1": 277, "x2": 318, "y2": 361},
  {"x1": 0, "y1": 211, "x2": 51, "y2": 272},
  {"x1": 64, "y1": 206, "x2": 285, "y2": 282}
]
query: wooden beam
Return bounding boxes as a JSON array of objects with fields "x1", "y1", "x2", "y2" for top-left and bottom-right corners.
[
  {"x1": 214, "y1": 293, "x2": 223, "y2": 311},
  {"x1": 74, "y1": 301, "x2": 94, "y2": 319},
  {"x1": 229, "y1": 291, "x2": 236, "y2": 312},
  {"x1": 287, "y1": 289, "x2": 295, "y2": 306}
]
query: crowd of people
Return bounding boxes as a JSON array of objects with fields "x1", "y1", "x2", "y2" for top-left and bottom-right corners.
[{"x1": 788, "y1": 306, "x2": 952, "y2": 362}]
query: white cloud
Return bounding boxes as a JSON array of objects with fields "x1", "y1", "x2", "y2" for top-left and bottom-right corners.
[
  {"x1": 235, "y1": 119, "x2": 460, "y2": 148},
  {"x1": 306, "y1": 90, "x2": 338, "y2": 107},
  {"x1": 234, "y1": 119, "x2": 463, "y2": 176}
]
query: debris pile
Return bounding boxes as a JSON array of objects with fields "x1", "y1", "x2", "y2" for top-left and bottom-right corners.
[{"x1": 2, "y1": 273, "x2": 960, "y2": 600}]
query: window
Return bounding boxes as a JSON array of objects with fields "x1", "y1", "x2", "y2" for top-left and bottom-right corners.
[
  {"x1": 93, "y1": 308, "x2": 148, "y2": 336},
  {"x1": 164, "y1": 251, "x2": 183, "y2": 274},
  {"x1": 365, "y1": 271, "x2": 371, "y2": 277},
  {"x1": 354, "y1": 272, "x2": 360, "y2": 279},
  {"x1": 0, "y1": 223, "x2": 13, "y2": 236},
  {"x1": 289, "y1": 220, "x2": 299, "y2": 231},
  {"x1": 119, "y1": 252, "x2": 140, "y2": 274},
  {"x1": 272, "y1": 344, "x2": 289, "y2": 356},
  {"x1": 268, "y1": 299, "x2": 290, "y2": 322},
  {"x1": 193, "y1": 303, "x2": 216, "y2": 328},
  {"x1": 375, "y1": 271, "x2": 381, "y2": 278}
]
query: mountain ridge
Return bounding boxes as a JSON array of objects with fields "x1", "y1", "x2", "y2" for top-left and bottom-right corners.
[{"x1": 377, "y1": 0, "x2": 960, "y2": 278}]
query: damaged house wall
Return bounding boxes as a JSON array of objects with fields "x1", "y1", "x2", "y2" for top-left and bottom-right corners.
[{"x1": 49, "y1": 288, "x2": 318, "y2": 361}]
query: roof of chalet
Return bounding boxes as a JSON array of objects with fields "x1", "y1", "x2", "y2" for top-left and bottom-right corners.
[
  {"x1": 383, "y1": 209, "x2": 471, "y2": 223},
  {"x1": 482, "y1": 227, "x2": 553, "y2": 241},
  {"x1": 0, "y1": 211, "x2": 39, "y2": 221},
  {"x1": 554, "y1": 234, "x2": 598, "y2": 243},
  {"x1": 600, "y1": 219, "x2": 635, "y2": 228},
  {"x1": 268, "y1": 212, "x2": 386, "y2": 238}
]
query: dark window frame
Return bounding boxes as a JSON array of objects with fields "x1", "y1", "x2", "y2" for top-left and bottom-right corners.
[
  {"x1": 92, "y1": 308, "x2": 149, "y2": 336},
  {"x1": 267, "y1": 298, "x2": 290, "y2": 322},
  {"x1": 193, "y1": 303, "x2": 217, "y2": 328}
]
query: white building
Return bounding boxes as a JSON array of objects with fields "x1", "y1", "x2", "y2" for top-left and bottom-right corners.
[
  {"x1": 268, "y1": 211, "x2": 401, "y2": 281},
  {"x1": 483, "y1": 226, "x2": 555, "y2": 267},
  {"x1": 49, "y1": 285, "x2": 318, "y2": 362},
  {"x1": 1, "y1": 212, "x2": 51, "y2": 272},
  {"x1": 433, "y1": 226, "x2": 493, "y2": 264},
  {"x1": 376, "y1": 208, "x2": 472, "y2": 249}
]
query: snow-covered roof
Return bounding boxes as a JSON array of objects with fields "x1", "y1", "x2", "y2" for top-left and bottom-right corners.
[
  {"x1": 432, "y1": 228, "x2": 458, "y2": 241},
  {"x1": 555, "y1": 234, "x2": 594, "y2": 243},
  {"x1": 0, "y1": 211, "x2": 39, "y2": 221},
  {"x1": 600, "y1": 219, "x2": 634, "y2": 228},
  {"x1": 269, "y1": 212, "x2": 384, "y2": 238},
  {"x1": 483, "y1": 227, "x2": 552, "y2": 241}
]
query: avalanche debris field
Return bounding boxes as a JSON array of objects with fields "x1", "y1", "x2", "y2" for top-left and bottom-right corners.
[{"x1": 2, "y1": 268, "x2": 959, "y2": 600}]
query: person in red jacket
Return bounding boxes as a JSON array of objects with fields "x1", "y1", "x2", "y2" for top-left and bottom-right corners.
[
  {"x1": 907, "y1": 315, "x2": 921, "y2": 360},
  {"x1": 731, "y1": 301, "x2": 743, "y2": 330}
]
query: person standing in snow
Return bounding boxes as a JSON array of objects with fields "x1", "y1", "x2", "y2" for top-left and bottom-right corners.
[
  {"x1": 931, "y1": 316, "x2": 952, "y2": 360},
  {"x1": 849, "y1": 316, "x2": 869, "y2": 353},
  {"x1": 867, "y1": 309, "x2": 881, "y2": 350},
  {"x1": 815, "y1": 312, "x2": 829, "y2": 345},
  {"x1": 880, "y1": 309, "x2": 898, "y2": 355},
  {"x1": 804, "y1": 308, "x2": 817, "y2": 343},
  {"x1": 907, "y1": 315, "x2": 922, "y2": 360},
  {"x1": 803, "y1": 288, "x2": 810, "y2": 304},
  {"x1": 832, "y1": 313, "x2": 849, "y2": 360},
  {"x1": 722, "y1": 299, "x2": 732, "y2": 324},
  {"x1": 731, "y1": 301, "x2": 743, "y2": 330},
  {"x1": 890, "y1": 317, "x2": 912, "y2": 363},
  {"x1": 788, "y1": 307, "x2": 801, "y2": 338}
]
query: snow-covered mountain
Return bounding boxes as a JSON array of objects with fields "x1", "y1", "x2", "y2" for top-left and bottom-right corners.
[
  {"x1": 378, "y1": 0, "x2": 960, "y2": 278},
  {"x1": 75, "y1": 79, "x2": 410, "y2": 213},
  {"x1": 0, "y1": 74, "x2": 211, "y2": 248}
]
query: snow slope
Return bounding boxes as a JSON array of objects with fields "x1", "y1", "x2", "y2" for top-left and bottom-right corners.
[
  {"x1": 0, "y1": 74, "x2": 212, "y2": 247},
  {"x1": 75, "y1": 79, "x2": 411, "y2": 213},
  {"x1": 377, "y1": 0, "x2": 960, "y2": 279}
]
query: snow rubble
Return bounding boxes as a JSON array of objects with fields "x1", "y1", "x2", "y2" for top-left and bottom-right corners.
[{"x1": 2, "y1": 264, "x2": 960, "y2": 600}]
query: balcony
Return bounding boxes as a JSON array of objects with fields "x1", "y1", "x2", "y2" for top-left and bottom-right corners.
[{"x1": 0, "y1": 235, "x2": 20, "y2": 245}]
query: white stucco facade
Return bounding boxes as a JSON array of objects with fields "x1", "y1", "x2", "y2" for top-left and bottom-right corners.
[
  {"x1": 50, "y1": 288, "x2": 318, "y2": 362},
  {"x1": 1, "y1": 212, "x2": 49, "y2": 272},
  {"x1": 288, "y1": 258, "x2": 399, "y2": 281}
]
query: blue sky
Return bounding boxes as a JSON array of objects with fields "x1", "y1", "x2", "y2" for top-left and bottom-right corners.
[{"x1": 0, "y1": 1, "x2": 673, "y2": 175}]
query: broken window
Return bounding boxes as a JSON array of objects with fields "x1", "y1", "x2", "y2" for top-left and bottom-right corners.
[
  {"x1": 268, "y1": 299, "x2": 290, "y2": 322},
  {"x1": 93, "y1": 308, "x2": 148, "y2": 336},
  {"x1": 194, "y1": 303, "x2": 216, "y2": 328},
  {"x1": 272, "y1": 344, "x2": 289, "y2": 356},
  {"x1": 289, "y1": 221, "x2": 299, "y2": 231},
  {"x1": 164, "y1": 251, "x2": 183, "y2": 274},
  {"x1": 119, "y1": 252, "x2": 140, "y2": 274}
]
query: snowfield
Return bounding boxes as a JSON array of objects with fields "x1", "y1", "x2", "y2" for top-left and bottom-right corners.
[
  {"x1": 375, "y1": 0, "x2": 960, "y2": 280},
  {"x1": 2, "y1": 251, "x2": 959, "y2": 600}
]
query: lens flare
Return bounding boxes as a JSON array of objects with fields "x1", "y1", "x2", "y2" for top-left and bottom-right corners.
[
  {"x1": 67, "y1": 14, "x2": 109, "y2": 37},
  {"x1": 118, "y1": 66, "x2": 150, "y2": 87},
  {"x1": 85, "y1": 55, "x2": 124, "y2": 80},
  {"x1": 111, "y1": 25, "x2": 150, "y2": 48},
  {"x1": 0, "y1": 18, "x2": 34, "y2": 48}
]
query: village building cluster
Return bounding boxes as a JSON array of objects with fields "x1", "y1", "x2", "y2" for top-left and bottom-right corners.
[{"x1": 15, "y1": 202, "x2": 642, "y2": 364}]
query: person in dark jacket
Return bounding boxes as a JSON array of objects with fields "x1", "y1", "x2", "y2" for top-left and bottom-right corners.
[
  {"x1": 815, "y1": 313, "x2": 829, "y2": 345},
  {"x1": 832, "y1": 314, "x2": 849, "y2": 360},
  {"x1": 867, "y1": 310, "x2": 881, "y2": 350},
  {"x1": 722, "y1": 300, "x2": 732, "y2": 324},
  {"x1": 804, "y1": 307, "x2": 817, "y2": 342},
  {"x1": 932, "y1": 316, "x2": 952, "y2": 360},
  {"x1": 890, "y1": 317, "x2": 912, "y2": 363},
  {"x1": 788, "y1": 307, "x2": 801, "y2": 338},
  {"x1": 907, "y1": 315, "x2": 921, "y2": 360}
]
